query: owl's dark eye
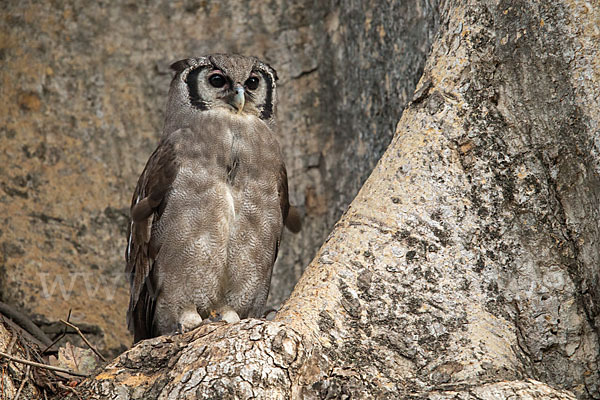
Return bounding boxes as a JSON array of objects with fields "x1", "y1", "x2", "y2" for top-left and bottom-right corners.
[
  {"x1": 208, "y1": 73, "x2": 226, "y2": 88},
  {"x1": 245, "y1": 76, "x2": 259, "y2": 90}
]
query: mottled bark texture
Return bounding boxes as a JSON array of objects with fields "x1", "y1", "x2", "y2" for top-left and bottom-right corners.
[
  {"x1": 0, "y1": 319, "x2": 42, "y2": 399},
  {"x1": 0, "y1": 0, "x2": 435, "y2": 355},
  {"x1": 76, "y1": 0, "x2": 600, "y2": 399}
]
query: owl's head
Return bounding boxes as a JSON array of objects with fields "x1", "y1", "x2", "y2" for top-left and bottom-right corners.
[{"x1": 168, "y1": 54, "x2": 278, "y2": 124}]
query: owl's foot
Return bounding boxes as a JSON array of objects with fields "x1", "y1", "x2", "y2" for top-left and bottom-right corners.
[
  {"x1": 219, "y1": 307, "x2": 241, "y2": 324},
  {"x1": 262, "y1": 307, "x2": 278, "y2": 320},
  {"x1": 207, "y1": 306, "x2": 240, "y2": 324},
  {"x1": 177, "y1": 308, "x2": 203, "y2": 333}
]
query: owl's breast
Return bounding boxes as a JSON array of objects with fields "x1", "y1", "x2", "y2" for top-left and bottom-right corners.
[{"x1": 166, "y1": 111, "x2": 282, "y2": 222}]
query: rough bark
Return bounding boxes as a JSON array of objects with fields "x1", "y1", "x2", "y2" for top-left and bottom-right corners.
[
  {"x1": 75, "y1": 0, "x2": 600, "y2": 399},
  {"x1": 0, "y1": 0, "x2": 434, "y2": 356},
  {"x1": 0, "y1": 318, "x2": 40, "y2": 399}
]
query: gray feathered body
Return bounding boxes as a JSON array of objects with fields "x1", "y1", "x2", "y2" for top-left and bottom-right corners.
[
  {"x1": 152, "y1": 111, "x2": 283, "y2": 332},
  {"x1": 126, "y1": 55, "x2": 295, "y2": 342}
]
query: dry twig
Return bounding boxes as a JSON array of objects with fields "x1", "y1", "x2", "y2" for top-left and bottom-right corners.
[
  {"x1": 13, "y1": 365, "x2": 30, "y2": 400},
  {"x1": 0, "y1": 351, "x2": 89, "y2": 378},
  {"x1": 42, "y1": 309, "x2": 72, "y2": 354},
  {"x1": 57, "y1": 381, "x2": 84, "y2": 400},
  {"x1": 59, "y1": 319, "x2": 106, "y2": 362},
  {"x1": 6, "y1": 333, "x2": 18, "y2": 355}
]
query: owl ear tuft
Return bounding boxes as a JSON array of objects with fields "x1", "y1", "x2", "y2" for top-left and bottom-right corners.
[
  {"x1": 270, "y1": 67, "x2": 279, "y2": 81},
  {"x1": 262, "y1": 62, "x2": 278, "y2": 81},
  {"x1": 170, "y1": 59, "x2": 192, "y2": 73}
]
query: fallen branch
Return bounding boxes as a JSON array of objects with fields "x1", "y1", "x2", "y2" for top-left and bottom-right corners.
[
  {"x1": 59, "y1": 319, "x2": 107, "y2": 362},
  {"x1": 0, "y1": 302, "x2": 53, "y2": 346},
  {"x1": 0, "y1": 351, "x2": 89, "y2": 378}
]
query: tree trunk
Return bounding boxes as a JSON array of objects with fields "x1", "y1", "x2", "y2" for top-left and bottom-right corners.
[{"x1": 78, "y1": 0, "x2": 600, "y2": 398}]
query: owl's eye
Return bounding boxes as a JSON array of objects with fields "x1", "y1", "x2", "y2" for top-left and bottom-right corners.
[
  {"x1": 245, "y1": 77, "x2": 259, "y2": 90},
  {"x1": 208, "y1": 73, "x2": 226, "y2": 88}
]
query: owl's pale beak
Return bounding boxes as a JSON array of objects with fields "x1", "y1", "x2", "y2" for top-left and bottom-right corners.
[{"x1": 232, "y1": 85, "x2": 245, "y2": 113}]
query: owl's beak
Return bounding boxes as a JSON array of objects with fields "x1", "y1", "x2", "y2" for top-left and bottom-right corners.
[{"x1": 232, "y1": 85, "x2": 245, "y2": 113}]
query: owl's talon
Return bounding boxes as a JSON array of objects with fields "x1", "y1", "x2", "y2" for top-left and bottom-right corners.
[
  {"x1": 262, "y1": 307, "x2": 278, "y2": 320},
  {"x1": 177, "y1": 308, "x2": 203, "y2": 334},
  {"x1": 211, "y1": 314, "x2": 224, "y2": 323},
  {"x1": 203, "y1": 306, "x2": 240, "y2": 324},
  {"x1": 219, "y1": 307, "x2": 241, "y2": 324}
]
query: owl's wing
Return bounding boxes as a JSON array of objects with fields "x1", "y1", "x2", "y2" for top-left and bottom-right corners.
[
  {"x1": 279, "y1": 165, "x2": 301, "y2": 234},
  {"x1": 125, "y1": 135, "x2": 179, "y2": 342}
]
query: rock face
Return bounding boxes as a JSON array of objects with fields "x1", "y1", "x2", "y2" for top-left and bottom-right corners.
[{"x1": 0, "y1": 1, "x2": 435, "y2": 354}]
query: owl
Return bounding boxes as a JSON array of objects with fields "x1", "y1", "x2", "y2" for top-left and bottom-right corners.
[{"x1": 125, "y1": 54, "x2": 300, "y2": 343}]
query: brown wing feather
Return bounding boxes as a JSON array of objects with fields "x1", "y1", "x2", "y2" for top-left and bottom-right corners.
[
  {"x1": 278, "y1": 165, "x2": 290, "y2": 225},
  {"x1": 279, "y1": 165, "x2": 301, "y2": 234},
  {"x1": 125, "y1": 136, "x2": 179, "y2": 341}
]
